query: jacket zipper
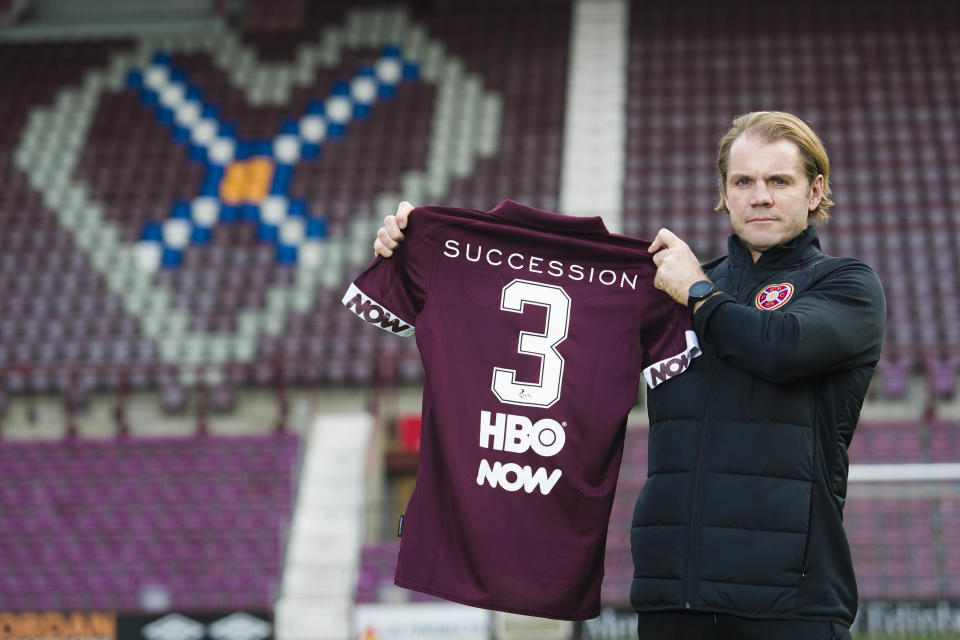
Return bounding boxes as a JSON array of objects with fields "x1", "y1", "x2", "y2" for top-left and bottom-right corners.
[
  {"x1": 683, "y1": 256, "x2": 753, "y2": 608},
  {"x1": 729, "y1": 251, "x2": 755, "y2": 300}
]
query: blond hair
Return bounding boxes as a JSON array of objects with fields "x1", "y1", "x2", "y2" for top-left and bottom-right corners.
[{"x1": 715, "y1": 111, "x2": 833, "y2": 223}]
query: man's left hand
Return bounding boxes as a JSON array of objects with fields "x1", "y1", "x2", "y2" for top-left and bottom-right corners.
[{"x1": 649, "y1": 228, "x2": 709, "y2": 307}]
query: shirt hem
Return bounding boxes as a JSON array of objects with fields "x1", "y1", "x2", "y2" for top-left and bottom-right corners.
[{"x1": 394, "y1": 577, "x2": 600, "y2": 621}]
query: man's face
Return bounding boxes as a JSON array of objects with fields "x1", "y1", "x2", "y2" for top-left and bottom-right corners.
[{"x1": 724, "y1": 135, "x2": 823, "y2": 261}]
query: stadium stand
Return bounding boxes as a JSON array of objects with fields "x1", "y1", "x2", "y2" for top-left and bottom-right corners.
[
  {"x1": 0, "y1": 432, "x2": 299, "y2": 612},
  {"x1": 849, "y1": 419, "x2": 960, "y2": 464},
  {"x1": 4, "y1": 0, "x2": 952, "y2": 404},
  {"x1": 846, "y1": 493, "x2": 947, "y2": 601},
  {"x1": 0, "y1": 0, "x2": 569, "y2": 416}
]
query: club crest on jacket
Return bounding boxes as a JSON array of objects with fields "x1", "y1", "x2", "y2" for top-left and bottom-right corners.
[{"x1": 755, "y1": 283, "x2": 795, "y2": 310}]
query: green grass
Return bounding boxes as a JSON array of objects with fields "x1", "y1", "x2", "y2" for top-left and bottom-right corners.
[{"x1": 855, "y1": 636, "x2": 960, "y2": 639}]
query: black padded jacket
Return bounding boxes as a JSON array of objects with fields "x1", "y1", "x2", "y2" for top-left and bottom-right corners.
[{"x1": 630, "y1": 226, "x2": 886, "y2": 626}]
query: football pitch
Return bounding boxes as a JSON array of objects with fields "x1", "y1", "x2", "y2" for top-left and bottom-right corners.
[{"x1": 859, "y1": 636, "x2": 960, "y2": 639}]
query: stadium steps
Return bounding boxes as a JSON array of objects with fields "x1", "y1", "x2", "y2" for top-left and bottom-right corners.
[
  {"x1": 275, "y1": 412, "x2": 373, "y2": 640},
  {"x1": 560, "y1": 0, "x2": 628, "y2": 233}
]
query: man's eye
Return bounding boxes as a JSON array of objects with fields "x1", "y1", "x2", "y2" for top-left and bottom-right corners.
[
  {"x1": 771, "y1": 177, "x2": 787, "y2": 185},
  {"x1": 735, "y1": 178, "x2": 751, "y2": 186}
]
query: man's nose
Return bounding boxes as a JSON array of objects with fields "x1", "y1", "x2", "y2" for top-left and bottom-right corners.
[{"x1": 749, "y1": 182, "x2": 773, "y2": 206}]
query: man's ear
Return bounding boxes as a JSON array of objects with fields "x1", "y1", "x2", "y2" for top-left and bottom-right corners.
[{"x1": 808, "y1": 174, "x2": 824, "y2": 211}]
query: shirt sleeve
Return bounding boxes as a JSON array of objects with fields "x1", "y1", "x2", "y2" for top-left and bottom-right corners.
[
  {"x1": 341, "y1": 217, "x2": 431, "y2": 337},
  {"x1": 640, "y1": 290, "x2": 702, "y2": 389}
]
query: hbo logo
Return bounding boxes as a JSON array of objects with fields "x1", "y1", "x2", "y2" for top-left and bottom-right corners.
[{"x1": 479, "y1": 410, "x2": 566, "y2": 458}]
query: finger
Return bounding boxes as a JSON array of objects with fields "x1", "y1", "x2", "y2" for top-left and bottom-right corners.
[
  {"x1": 652, "y1": 250, "x2": 666, "y2": 267},
  {"x1": 377, "y1": 226, "x2": 398, "y2": 249},
  {"x1": 662, "y1": 228, "x2": 688, "y2": 250},
  {"x1": 397, "y1": 201, "x2": 414, "y2": 230},
  {"x1": 384, "y1": 215, "x2": 404, "y2": 242},
  {"x1": 653, "y1": 271, "x2": 666, "y2": 292},
  {"x1": 376, "y1": 226, "x2": 399, "y2": 254},
  {"x1": 373, "y1": 238, "x2": 393, "y2": 258},
  {"x1": 650, "y1": 227, "x2": 684, "y2": 254},
  {"x1": 648, "y1": 228, "x2": 670, "y2": 253}
]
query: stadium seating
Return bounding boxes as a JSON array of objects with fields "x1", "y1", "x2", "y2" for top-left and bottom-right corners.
[
  {"x1": 3, "y1": 0, "x2": 956, "y2": 401},
  {"x1": 849, "y1": 419, "x2": 960, "y2": 464},
  {"x1": 0, "y1": 0, "x2": 571, "y2": 407},
  {"x1": 0, "y1": 433, "x2": 299, "y2": 612},
  {"x1": 846, "y1": 494, "x2": 946, "y2": 601}
]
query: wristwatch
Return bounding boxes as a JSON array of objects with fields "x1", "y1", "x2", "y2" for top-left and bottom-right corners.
[{"x1": 687, "y1": 280, "x2": 718, "y2": 314}]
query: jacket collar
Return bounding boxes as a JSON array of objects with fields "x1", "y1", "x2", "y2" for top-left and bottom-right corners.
[{"x1": 727, "y1": 225, "x2": 822, "y2": 270}]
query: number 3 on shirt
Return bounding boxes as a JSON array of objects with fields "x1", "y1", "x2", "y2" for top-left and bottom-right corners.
[{"x1": 491, "y1": 279, "x2": 571, "y2": 408}]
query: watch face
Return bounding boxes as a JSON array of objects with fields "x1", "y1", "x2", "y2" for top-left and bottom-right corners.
[{"x1": 690, "y1": 281, "x2": 714, "y2": 299}]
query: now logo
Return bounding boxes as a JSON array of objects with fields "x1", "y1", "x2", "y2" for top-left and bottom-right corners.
[
  {"x1": 476, "y1": 459, "x2": 562, "y2": 495},
  {"x1": 642, "y1": 330, "x2": 701, "y2": 389},
  {"x1": 645, "y1": 353, "x2": 690, "y2": 387},
  {"x1": 342, "y1": 283, "x2": 414, "y2": 336}
]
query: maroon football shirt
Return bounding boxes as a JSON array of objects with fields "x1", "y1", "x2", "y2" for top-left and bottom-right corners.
[{"x1": 342, "y1": 200, "x2": 699, "y2": 620}]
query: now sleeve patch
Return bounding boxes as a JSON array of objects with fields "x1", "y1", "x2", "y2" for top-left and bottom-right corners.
[
  {"x1": 342, "y1": 282, "x2": 415, "y2": 336},
  {"x1": 642, "y1": 329, "x2": 701, "y2": 389}
]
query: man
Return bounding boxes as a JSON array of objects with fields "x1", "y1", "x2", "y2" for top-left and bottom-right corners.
[{"x1": 373, "y1": 111, "x2": 885, "y2": 639}]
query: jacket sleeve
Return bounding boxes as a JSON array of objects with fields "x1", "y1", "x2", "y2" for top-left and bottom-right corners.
[{"x1": 692, "y1": 261, "x2": 886, "y2": 384}]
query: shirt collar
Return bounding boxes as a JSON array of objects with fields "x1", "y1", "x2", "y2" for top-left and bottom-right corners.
[{"x1": 487, "y1": 200, "x2": 610, "y2": 235}]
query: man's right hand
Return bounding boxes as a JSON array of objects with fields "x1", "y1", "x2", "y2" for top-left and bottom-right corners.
[{"x1": 374, "y1": 201, "x2": 414, "y2": 258}]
